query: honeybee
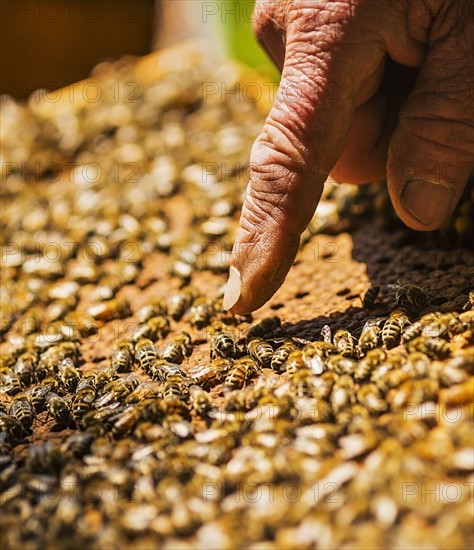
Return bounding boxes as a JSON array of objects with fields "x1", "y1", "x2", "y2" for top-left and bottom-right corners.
[
  {"x1": 291, "y1": 368, "x2": 314, "y2": 398},
  {"x1": 9, "y1": 395, "x2": 34, "y2": 429},
  {"x1": 167, "y1": 287, "x2": 196, "y2": 321},
  {"x1": 356, "y1": 384, "x2": 387, "y2": 414},
  {"x1": 382, "y1": 309, "x2": 409, "y2": 349},
  {"x1": 301, "y1": 345, "x2": 326, "y2": 375},
  {"x1": 333, "y1": 329, "x2": 356, "y2": 358},
  {"x1": 284, "y1": 350, "x2": 306, "y2": 377},
  {"x1": 388, "y1": 281, "x2": 428, "y2": 317},
  {"x1": 423, "y1": 313, "x2": 464, "y2": 339},
  {"x1": 95, "y1": 375, "x2": 140, "y2": 407},
  {"x1": 135, "y1": 338, "x2": 158, "y2": 373},
  {"x1": 224, "y1": 357, "x2": 259, "y2": 390},
  {"x1": 247, "y1": 337, "x2": 273, "y2": 368},
  {"x1": 94, "y1": 367, "x2": 118, "y2": 391},
  {"x1": 354, "y1": 348, "x2": 386, "y2": 381},
  {"x1": 362, "y1": 285, "x2": 380, "y2": 309},
  {"x1": 163, "y1": 374, "x2": 186, "y2": 400},
  {"x1": 357, "y1": 319, "x2": 382, "y2": 356},
  {"x1": 19, "y1": 307, "x2": 42, "y2": 337},
  {"x1": 188, "y1": 297, "x2": 214, "y2": 329},
  {"x1": 401, "y1": 312, "x2": 440, "y2": 343},
  {"x1": 375, "y1": 369, "x2": 410, "y2": 394},
  {"x1": 409, "y1": 337, "x2": 451, "y2": 359},
  {"x1": 87, "y1": 298, "x2": 131, "y2": 322},
  {"x1": 71, "y1": 383, "x2": 96, "y2": 427},
  {"x1": 330, "y1": 374, "x2": 356, "y2": 412},
  {"x1": 0, "y1": 412, "x2": 27, "y2": 443},
  {"x1": 148, "y1": 359, "x2": 183, "y2": 381},
  {"x1": 136, "y1": 299, "x2": 168, "y2": 324},
  {"x1": 131, "y1": 315, "x2": 170, "y2": 342},
  {"x1": 320, "y1": 324, "x2": 332, "y2": 344},
  {"x1": 46, "y1": 393, "x2": 75, "y2": 427},
  {"x1": 82, "y1": 403, "x2": 125, "y2": 431},
  {"x1": 188, "y1": 359, "x2": 231, "y2": 390},
  {"x1": 13, "y1": 351, "x2": 37, "y2": 386},
  {"x1": 58, "y1": 358, "x2": 81, "y2": 392},
  {"x1": 61, "y1": 432, "x2": 94, "y2": 459},
  {"x1": 247, "y1": 316, "x2": 281, "y2": 340},
  {"x1": 189, "y1": 385, "x2": 212, "y2": 416},
  {"x1": 26, "y1": 379, "x2": 57, "y2": 413},
  {"x1": 111, "y1": 405, "x2": 141, "y2": 439},
  {"x1": 111, "y1": 341, "x2": 135, "y2": 373},
  {"x1": 209, "y1": 323, "x2": 236, "y2": 359},
  {"x1": 0, "y1": 372, "x2": 22, "y2": 396},
  {"x1": 270, "y1": 338, "x2": 299, "y2": 372},
  {"x1": 125, "y1": 382, "x2": 160, "y2": 404},
  {"x1": 313, "y1": 372, "x2": 339, "y2": 400},
  {"x1": 326, "y1": 354, "x2": 357, "y2": 375},
  {"x1": 162, "y1": 332, "x2": 193, "y2": 363}
]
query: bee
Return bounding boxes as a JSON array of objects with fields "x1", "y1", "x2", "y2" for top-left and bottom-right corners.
[
  {"x1": 291, "y1": 368, "x2": 314, "y2": 398},
  {"x1": 333, "y1": 329, "x2": 356, "y2": 358},
  {"x1": 388, "y1": 281, "x2": 428, "y2": 317},
  {"x1": 26, "y1": 378, "x2": 57, "y2": 413},
  {"x1": 463, "y1": 290, "x2": 474, "y2": 310},
  {"x1": 87, "y1": 298, "x2": 131, "y2": 322},
  {"x1": 95, "y1": 375, "x2": 140, "y2": 407},
  {"x1": 188, "y1": 297, "x2": 214, "y2": 329},
  {"x1": 423, "y1": 313, "x2": 464, "y2": 339},
  {"x1": 247, "y1": 337, "x2": 273, "y2": 368},
  {"x1": 285, "y1": 350, "x2": 306, "y2": 377},
  {"x1": 61, "y1": 432, "x2": 94, "y2": 459},
  {"x1": 13, "y1": 351, "x2": 37, "y2": 386},
  {"x1": 111, "y1": 341, "x2": 135, "y2": 373},
  {"x1": 162, "y1": 332, "x2": 193, "y2": 363},
  {"x1": 58, "y1": 357, "x2": 81, "y2": 392},
  {"x1": 330, "y1": 374, "x2": 356, "y2": 412},
  {"x1": 356, "y1": 384, "x2": 387, "y2": 414},
  {"x1": 9, "y1": 395, "x2": 34, "y2": 429},
  {"x1": 94, "y1": 367, "x2": 118, "y2": 392},
  {"x1": 148, "y1": 359, "x2": 183, "y2": 381},
  {"x1": 0, "y1": 372, "x2": 22, "y2": 396},
  {"x1": 271, "y1": 338, "x2": 299, "y2": 372},
  {"x1": 167, "y1": 287, "x2": 196, "y2": 321},
  {"x1": 314, "y1": 371, "x2": 339, "y2": 400},
  {"x1": 224, "y1": 357, "x2": 259, "y2": 390},
  {"x1": 208, "y1": 323, "x2": 236, "y2": 359},
  {"x1": 0, "y1": 410, "x2": 27, "y2": 443},
  {"x1": 82, "y1": 403, "x2": 125, "y2": 431},
  {"x1": 136, "y1": 299, "x2": 168, "y2": 324},
  {"x1": 189, "y1": 385, "x2": 212, "y2": 416},
  {"x1": 19, "y1": 307, "x2": 42, "y2": 337},
  {"x1": 71, "y1": 382, "x2": 96, "y2": 426},
  {"x1": 320, "y1": 324, "x2": 332, "y2": 344},
  {"x1": 401, "y1": 312, "x2": 440, "y2": 343},
  {"x1": 188, "y1": 359, "x2": 231, "y2": 390},
  {"x1": 354, "y1": 348, "x2": 386, "y2": 381},
  {"x1": 111, "y1": 405, "x2": 141, "y2": 439},
  {"x1": 326, "y1": 354, "x2": 357, "y2": 375},
  {"x1": 163, "y1": 374, "x2": 186, "y2": 400},
  {"x1": 357, "y1": 319, "x2": 382, "y2": 356},
  {"x1": 382, "y1": 309, "x2": 409, "y2": 349},
  {"x1": 131, "y1": 315, "x2": 170, "y2": 342},
  {"x1": 247, "y1": 317, "x2": 281, "y2": 340},
  {"x1": 409, "y1": 337, "x2": 451, "y2": 360},
  {"x1": 375, "y1": 369, "x2": 410, "y2": 394},
  {"x1": 301, "y1": 345, "x2": 326, "y2": 375},
  {"x1": 46, "y1": 297, "x2": 78, "y2": 322},
  {"x1": 125, "y1": 382, "x2": 160, "y2": 404},
  {"x1": 135, "y1": 338, "x2": 158, "y2": 373},
  {"x1": 46, "y1": 393, "x2": 75, "y2": 427},
  {"x1": 362, "y1": 285, "x2": 380, "y2": 309}
]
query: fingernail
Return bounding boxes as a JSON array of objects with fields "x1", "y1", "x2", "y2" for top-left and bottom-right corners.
[
  {"x1": 223, "y1": 266, "x2": 242, "y2": 311},
  {"x1": 401, "y1": 179, "x2": 455, "y2": 227}
]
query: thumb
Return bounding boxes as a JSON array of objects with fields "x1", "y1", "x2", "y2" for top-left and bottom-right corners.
[
  {"x1": 223, "y1": 29, "x2": 356, "y2": 314},
  {"x1": 387, "y1": 4, "x2": 474, "y2": 231}
]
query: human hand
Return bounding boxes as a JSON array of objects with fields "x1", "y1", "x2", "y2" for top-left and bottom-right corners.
[{"x1": 223, "y1": 0, "x2": 473, "y2": 314}]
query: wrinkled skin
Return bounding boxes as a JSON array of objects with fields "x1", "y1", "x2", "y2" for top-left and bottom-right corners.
[{"x1": 225, "y1": 0, "x2": 473, "y2": 314}]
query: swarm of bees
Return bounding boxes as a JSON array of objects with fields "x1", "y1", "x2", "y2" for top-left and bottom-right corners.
[{"x1": 1, "y1": 47, "x2": 473, "y2": 550}]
